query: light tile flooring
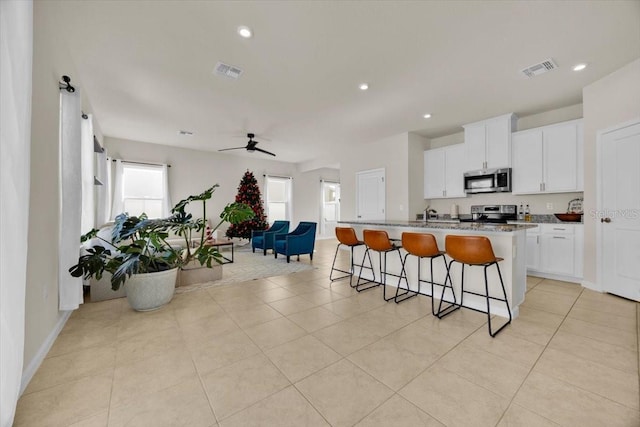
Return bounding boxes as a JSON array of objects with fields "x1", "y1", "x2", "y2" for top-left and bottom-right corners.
[{"x1": 15, "y1": 239, "x2": 640, "y2": 426}]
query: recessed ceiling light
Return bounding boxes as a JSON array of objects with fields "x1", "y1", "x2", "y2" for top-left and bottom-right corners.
[
  {"x1": 572, "y1": 63, "x2": 587, "y2": 71},
  {"x1": 237, "y1": 26, "x2": 252, "y2": 38},
  {"x1": 359, "y1": 83, "x2": 369, "y2": 91},
  {"x1": 423, "y1": 113, "x2": 432, "y2": 119},
  {"x1": 178, "y1": 130, "x2": 194, "y2": 136}
]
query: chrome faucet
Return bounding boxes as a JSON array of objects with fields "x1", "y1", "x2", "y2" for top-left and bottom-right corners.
[{"x1": 424, "y1": 206, "x2": 437, "y2": 221}]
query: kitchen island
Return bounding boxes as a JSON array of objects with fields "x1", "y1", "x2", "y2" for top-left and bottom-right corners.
[{"x1": 338, "y1": 220, "x2": 537, "y2": 319}]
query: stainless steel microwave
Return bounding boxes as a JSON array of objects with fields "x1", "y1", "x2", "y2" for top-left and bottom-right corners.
[{"x1": 463, "y1": 168, "x2": 512, "y2": 194}]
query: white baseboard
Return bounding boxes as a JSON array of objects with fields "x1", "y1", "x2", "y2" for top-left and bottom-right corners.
[
  {"x1": 20, "y1": 310, "x2": 72, "y2": 396},
  {"x1": 581, "y1": 280, "x2": 602, "y2": 293},
  {"x1": 527, "y1": 270, "x2": 582, "y2": 284}
]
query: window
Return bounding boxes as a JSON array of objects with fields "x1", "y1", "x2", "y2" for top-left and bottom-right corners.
[
  {"x1": 122, "y1": 164, "x2": 165, "y2": 218},
  {"x1": 111, "y1": 160, "x2": 170, "y2": 219},
  {"x1": 265, "y1": 175, "x2": 292, "y2": 223}
]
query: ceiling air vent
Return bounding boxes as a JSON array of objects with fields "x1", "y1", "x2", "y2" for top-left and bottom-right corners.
[
  {"x1": 214, "y1": 62, "x2": 243, "y2": 79},
  {"x1": 520, "y1": 58, "x2": 558, "y2": 78}
]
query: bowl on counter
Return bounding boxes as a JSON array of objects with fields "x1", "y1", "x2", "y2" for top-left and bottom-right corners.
[{"x1": 554, "y1": 213, "x2": 583, "y2": 222}]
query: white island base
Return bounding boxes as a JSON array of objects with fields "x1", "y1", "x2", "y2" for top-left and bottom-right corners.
[{"x1": 341, "y1": 221, "x2": 532, "y2": 320}]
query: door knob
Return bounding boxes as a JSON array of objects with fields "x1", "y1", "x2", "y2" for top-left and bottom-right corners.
[{"x1": 601, "y1": 217, "x2": 611, "y2": 223}]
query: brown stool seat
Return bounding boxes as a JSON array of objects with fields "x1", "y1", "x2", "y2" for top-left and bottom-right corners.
[
  {"x1": 402, "y1": 232, "x2": 444, "y2": 258},
  {"x1": 436, "y1": 234, "x2": 512, "y2": 337},
  {"x1": 356, "y1": 229, "x2": 403, "y2": 301},
  {"x1": 336, "y1": 227, "x2": 364, "y2": 247},
  {"x1": 445, "y1": 235, "x2": 501, "y2": 265},
  {"x1": 330, "y1": 227, "x2": 365, "y2": 287},
  {"x1": 395, "y1": 232, "x2": 449, "y2": 309}
]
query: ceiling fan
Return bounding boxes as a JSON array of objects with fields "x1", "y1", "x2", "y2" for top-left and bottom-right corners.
[{"x1": 219, "y1": 133, "x2": 276, "y2": 157}]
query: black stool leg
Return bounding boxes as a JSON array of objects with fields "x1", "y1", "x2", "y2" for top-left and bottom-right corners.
[
  {"x1": 394, "y1": 252, "x2": 419, "y2": 303},
  {"x1": 484, "y1": 262, "x2": 512, "y2": 337},
  {"x1": 426, "y1": 254, "x2": 449, "y2": 315},
  {"x1": 436, "y1": 259, "x2": 461, "y2": 318},
  {"x1": 329, "y1": 243, "x2": 344, "y2": 283},
  {"x1": 356, "y1": 248, "x2": 378, "y2": 292},
  {"x1": 381, "y1": 250, "x2": 402, "y2": 302},
  {"x1": 330, "y1": 244, "x2": 363, "y2": 288}
]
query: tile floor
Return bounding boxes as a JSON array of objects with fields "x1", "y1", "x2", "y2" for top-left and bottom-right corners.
[{"x1": 15, "y1": 239, "x2": 640, "y2": 426}]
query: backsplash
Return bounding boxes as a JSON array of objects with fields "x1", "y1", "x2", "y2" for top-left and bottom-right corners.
[
  {"x1": 425, "y1": 191, "x2": 584, "y2": 217},
  {"x1": 416, "y1": 213, "x2": 582, "y2": 224}
]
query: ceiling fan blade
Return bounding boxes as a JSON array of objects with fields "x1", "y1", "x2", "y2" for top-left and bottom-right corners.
[
  {"x1": 218, "y1": 146, "x2": 247, "y2": 152},
  {"x1": 253, "y1": 147, "x2": 276, "y2": 157}
]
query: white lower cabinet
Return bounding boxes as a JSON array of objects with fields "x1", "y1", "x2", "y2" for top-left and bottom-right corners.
[
  {"x1": 541, "y1": 233, "x2": 575, "y2": 276},
  {"x1": 526, "y1": 223, "x2": 583, "y2": 281},
  {"x1": 525, "y1": 225, "x2": 540, "y2": 270}
]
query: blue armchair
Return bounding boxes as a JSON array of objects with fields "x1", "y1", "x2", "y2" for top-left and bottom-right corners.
[
  {"x1": 274, "y1": 222, "x2": 317, "y2": 263},
  {"x1": 251, "y1": 221, "x2": 290, "y2": 255}
]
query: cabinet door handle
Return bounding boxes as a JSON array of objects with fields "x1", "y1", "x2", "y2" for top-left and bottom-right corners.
[
  {"x1": 539, "y1": 183, "x2": 543, "y2": 191},
  {"x1": 442, "y1": 190, "x2": 445, "y2": 197},
  {"x1": 537, "y1": 236, "x2": 539, "y2": 244},
  {"x1": 553, "y1": 236, "x2": 566, "y2": 239},
  {"x1": 552, "y1": 228, "x2": 566, "y2": 231}
]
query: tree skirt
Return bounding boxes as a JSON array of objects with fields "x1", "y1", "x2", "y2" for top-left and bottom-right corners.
[{"x1": 175, "y1": 245, "x2": 315, "y2": 293}]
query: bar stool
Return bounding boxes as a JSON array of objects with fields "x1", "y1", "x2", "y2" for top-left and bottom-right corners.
[
  {"x1": 330, "y1": 227, "x2": 366, "y2": 287},
  {"x1": 396, "y1": 232, "x2": 450, "y2": 312},
  {"x1": 437, "y1": 235, "x2": 512, "y2": 337},
  {"x1": 356, "y1": 229, "x2": 403, "y2": 301}
]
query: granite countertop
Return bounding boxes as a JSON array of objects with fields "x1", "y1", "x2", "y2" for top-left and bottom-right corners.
[{"x1": 338, "y1": 219, "x2": 538, "y2": 233}]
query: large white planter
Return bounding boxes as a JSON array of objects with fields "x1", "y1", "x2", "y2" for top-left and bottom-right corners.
[
  {"x1": 177, "y1": 261, "x2": 223, "y2": 287},
  {"x1": 125, "y1": 268, "x2": 178, "y2": 311}
]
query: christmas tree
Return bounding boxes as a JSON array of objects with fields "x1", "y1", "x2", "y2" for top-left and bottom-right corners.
[{"x1": 225, "y1": 170, "x2": 268, "y2": 239}]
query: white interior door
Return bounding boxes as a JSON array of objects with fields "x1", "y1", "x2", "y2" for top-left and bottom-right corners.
[
  {"x1": 600, "y1": 120, "x2": 640, "y2": 301},
  {"x1": 320, "y1": 181, "x2": 340, "y2": 238},
  {"x1": 356, "y1": 168, "x2": 385, "y2": 220}
]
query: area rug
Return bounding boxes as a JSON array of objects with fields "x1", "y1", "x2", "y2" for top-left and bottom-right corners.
[{"x1": 175, "y1": 245, "x2": 316, "y2": 293}]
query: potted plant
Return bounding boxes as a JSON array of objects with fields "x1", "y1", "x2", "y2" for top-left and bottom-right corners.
[{"x1": 69, "y1": 184, "x2": 254, "y2": 311}]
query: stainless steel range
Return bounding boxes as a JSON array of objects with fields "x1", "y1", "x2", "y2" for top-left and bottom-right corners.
[{"x1": 460, "y1": 205, "x2": 518, "y2": 223}]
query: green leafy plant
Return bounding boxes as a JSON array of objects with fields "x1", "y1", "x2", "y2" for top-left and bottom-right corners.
[{"x1": 69, "y1": 184, "x2": 254, "y2": 290}]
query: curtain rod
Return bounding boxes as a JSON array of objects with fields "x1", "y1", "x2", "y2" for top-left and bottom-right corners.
[
  {"x1": 112, "y1": 159, "x2": 171, "y2": 168},
  {"x1": 59, "y1": 75, "x2": 75, "y2": 93},
  {"x1": 320, "y1": 179, "x2": 339, "y2": 184},
  {"x1": 263, "y1": 174, "x2": 291, "y2": 179}
]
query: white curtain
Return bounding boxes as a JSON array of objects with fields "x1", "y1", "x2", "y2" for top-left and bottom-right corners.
[
  {"x1": 161, "y1": 163, "x2": 171, "y2": 216},
  {"x1": 110, "y1": 159, "x2": 124, "y2": 219},
  {"x1": 80, "y1": 114, "x2": 94, "y2": 233},
  {"x1": 0, "y1": 1, "x2": 32, "y2": 425},
  {"x1": 95, "y1": 149, "x2": 110, "y2": 227},
  {"x1": 58, "y1": 88, "x2": 83, "y2": 310}
]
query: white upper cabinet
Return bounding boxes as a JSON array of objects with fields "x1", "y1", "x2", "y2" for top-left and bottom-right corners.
[
  {"x1": 424, "y1": 143, "x2": 466, "y2": 199},
  {"x1": 512, "y1": 119, "x2": 583, "y2": 194},
  {"x1": 464, "y1": 113, "x2": 517, "y2": 171}
]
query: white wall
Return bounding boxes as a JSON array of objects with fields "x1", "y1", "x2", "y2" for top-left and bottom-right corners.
[
  {"x1": 24, "y1": 3, "x2": 71, "y2": 372},
  {"x1": 340, "y1": 133, "x2": 411, "y2": 221},
  {"x1": 293, "y1": 167, "x2": 340, "y2": 232},
  {"x1": 582, "y1": 58, "x2": 640, "y2": 285},
  {"x1": 105, "y1": 137, "x2": 338, "y2": 232},
  {"x1": 408, "y1": 133, "x2": 429, "y2": 216},
  {"x1": 1, "y1": 0, "x2": 32, "y2": 423},
  {"x1": 516, "y1": 104, "x2": 583, "y2": 131}
]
